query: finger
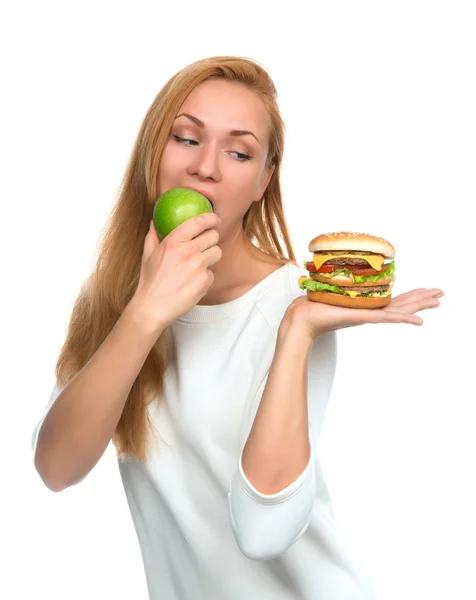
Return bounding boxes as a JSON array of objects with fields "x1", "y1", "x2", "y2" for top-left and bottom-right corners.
[
  {"x1": 170, "y1": 213, "x2": 221, "y2": 242},
  {"x1": 373, "y1": 310, "x2": 424, "y2": 326},
  {"x1": 339, "y1": 308, "x2": 424, "y2": 327},
  {"x1": 412, "y1": 287, "x2": 444, "y2": 298},
  {"x1": 142, "y1": 221, "x2": 159, "y2": 264},
  {"x1": 201, "y1": 244, "x2": 223, "y2": 268},
  {"x1": 398, "y1": 296, "x2": 441, "y2": 315},
  {"x1": 190, "y1": 227, "x2": 220, "y2": 254},
  {"x1": 390, "y1": 290, "x2": 443, "y2": 313},
  {"x1": 390, "y1": 312, "x2": 424, "y2": 325},
  {"x1": 391, "y1": 288, "x2": 444, "y2": 308},
  {"x1": 391, "y1": 288, "x2": 428, "y2": 302}
]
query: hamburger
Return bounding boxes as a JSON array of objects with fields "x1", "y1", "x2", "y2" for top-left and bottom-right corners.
[{"x1": 298, "y1": 232, "x2": 396, "y2": 308}]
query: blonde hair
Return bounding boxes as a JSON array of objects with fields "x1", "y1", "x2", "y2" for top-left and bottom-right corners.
[{"x1": 55, "y1": 56, "x2": 297, "y2": 461}]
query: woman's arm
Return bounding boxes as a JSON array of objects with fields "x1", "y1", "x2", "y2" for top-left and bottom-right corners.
[
  {"x1": 228, "y1": 316, "x2": 336, "y2": 560},
  {"x1": 229, "y1": 285, "x2": 442, "y2": 560},
  {"x1": 34, "y1": 212, "x2": 222, "y2": 493},
  {"x1": 241, "y1": 323, "x2": 313, "y2": 494},
  {"x1": 33, "y1": 302, "x2": 162, "y2": 492}
]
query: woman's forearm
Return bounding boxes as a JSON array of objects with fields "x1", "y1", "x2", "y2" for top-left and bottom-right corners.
[
  {"x1": 34, "y1": 301, "x2": 163, "y2": 492},
  {"x1": 241, "y1": 323, "x2": 313, "y2": 495}
]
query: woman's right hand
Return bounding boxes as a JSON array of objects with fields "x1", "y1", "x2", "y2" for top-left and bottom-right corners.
[{"x1": 128, "y1": 213, "x2": 222, "y2": 334}]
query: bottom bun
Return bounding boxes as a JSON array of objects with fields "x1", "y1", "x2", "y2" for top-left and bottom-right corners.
[{"x1": 307, "y1": 290, "x2": 392, "y2": 309}]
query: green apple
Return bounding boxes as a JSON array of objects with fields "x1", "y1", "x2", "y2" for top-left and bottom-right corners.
[{"x1": 153, "y1": 187, "x2": 214, "y2": 239}]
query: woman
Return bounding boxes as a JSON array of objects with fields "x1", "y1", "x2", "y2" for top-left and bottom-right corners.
[{"x1": 32, "y1": 56, "x2": 443, "y2": 599}]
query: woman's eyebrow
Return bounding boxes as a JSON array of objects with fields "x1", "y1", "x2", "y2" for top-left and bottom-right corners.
[{"x1": 175, "y1": 113, "x2": 260, "y2": 143}]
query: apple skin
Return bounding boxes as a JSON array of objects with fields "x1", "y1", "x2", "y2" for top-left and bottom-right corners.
[{"x1": 153, "y1": 188, "x2": 213, "y2": 239}]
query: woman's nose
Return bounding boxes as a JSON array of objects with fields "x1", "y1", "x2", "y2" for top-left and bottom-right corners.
[{"x1": 187, "y1": 143, "x2": 222, "y2": 181}]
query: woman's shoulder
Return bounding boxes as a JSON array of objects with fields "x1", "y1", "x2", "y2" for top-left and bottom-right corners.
[
  {"x1": 275, "y1": 259, "x2": 307, "y2": 298},
  {"x1": 284, "y1": 260, "x2": 307, "y2": 283},
  {"x1": 253, "y1": 260, "x2": 307, "y2": 330}
]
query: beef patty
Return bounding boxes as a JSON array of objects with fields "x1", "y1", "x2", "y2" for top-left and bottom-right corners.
[{"x1": 324, "y1": 257, "x2": 374, "y2": 266}]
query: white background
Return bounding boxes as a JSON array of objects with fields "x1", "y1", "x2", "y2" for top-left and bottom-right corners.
[{"x1": 2, "y1": 1, "x2": 475, "y2": 599}]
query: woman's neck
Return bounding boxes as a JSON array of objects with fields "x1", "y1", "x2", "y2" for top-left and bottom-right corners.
[{"x1": 198, "y1": 227, "x2": 282, "y2": 306}]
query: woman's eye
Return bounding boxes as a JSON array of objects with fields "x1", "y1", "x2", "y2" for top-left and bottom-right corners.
[
  {"x1": 173, "y1": 135, "x2": 250, "y2": 161},
  {"x1": 173, "y1": 135, "x2": 198, "y2": 146},
  {"x1": 229, "y1": 151, "x2": 252, "y2": 162}
]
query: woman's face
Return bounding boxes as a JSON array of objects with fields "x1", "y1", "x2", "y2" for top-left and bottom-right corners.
[{"x1": 158, "y1": 79, "x2": 274, "y2": 237}]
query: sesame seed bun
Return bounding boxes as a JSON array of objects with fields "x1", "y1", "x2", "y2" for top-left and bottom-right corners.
[
  {"x1": 306, "y1": 290, "x2": 392, "y2": 308},
  {"x1": 309, "y1": 232, "x2": 395, "y2": 258}
]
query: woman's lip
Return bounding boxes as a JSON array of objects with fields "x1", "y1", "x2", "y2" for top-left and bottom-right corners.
[{"x1": 186, "y1": 187, "x2": 213, "y2": 203}]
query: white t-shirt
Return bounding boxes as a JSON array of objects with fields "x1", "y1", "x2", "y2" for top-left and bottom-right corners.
[{"x1": 32, "y1": 262, "x2": 377, "y2": 599}]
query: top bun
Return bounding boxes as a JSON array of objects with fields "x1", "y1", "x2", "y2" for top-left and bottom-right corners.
[{"x1": 309, "y1": 231, "x2": 395, "y2": 258}]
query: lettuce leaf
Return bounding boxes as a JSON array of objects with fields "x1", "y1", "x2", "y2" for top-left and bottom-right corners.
[
  {"x1": 353, "y1": 261, "x2": 396, "y2": 283},
  {"x1": 299, "y1": 278, "x2": 391, "y2": 297},
  {"x1": 300, "y1": 279, "x2": 347, "y2": 294}
]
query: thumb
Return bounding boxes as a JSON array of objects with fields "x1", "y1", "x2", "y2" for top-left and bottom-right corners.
[{"x1": 142, "y1": 220, "x2": 159, "y2": 263}]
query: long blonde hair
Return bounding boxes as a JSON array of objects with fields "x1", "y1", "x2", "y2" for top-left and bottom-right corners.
[{"x1": 55, "y1": 56, "x2": 297, "y2": 461}]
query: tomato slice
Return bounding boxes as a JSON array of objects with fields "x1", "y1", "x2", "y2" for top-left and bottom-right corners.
[
  {"x1": 350, "y1": 266, "x2": 389, "y2": 276},
  {"x1": 306, "y1": 261, "x2": 388, "y2": 276},
  {"x1": 305, "y1": 261, "x2": 331, "y2": 272}
]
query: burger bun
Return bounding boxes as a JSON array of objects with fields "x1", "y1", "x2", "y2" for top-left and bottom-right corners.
[
  {"x1": 307, "y1": 290, "x2": 392, "y2": 309},
  {"x1": 309, "y1": 232, "x2": 395, "y2": 259}
]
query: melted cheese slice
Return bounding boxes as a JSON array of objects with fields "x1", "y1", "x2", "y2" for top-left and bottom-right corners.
[
  {"x1": 344, "y1": 290, "x2": 361, "y2": 298},
  {"x1": 312, "y1": 253, "x2": 385, "y2": 271}
]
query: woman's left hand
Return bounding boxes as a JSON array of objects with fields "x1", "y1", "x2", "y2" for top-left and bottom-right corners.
[{"x1": 282, "y1": 287, "x2": 444, "y2": 341}]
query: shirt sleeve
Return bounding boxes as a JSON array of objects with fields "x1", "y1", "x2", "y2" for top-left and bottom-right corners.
[{"x1": 228, "y1": 330, "x2": 337, "y2": 560}]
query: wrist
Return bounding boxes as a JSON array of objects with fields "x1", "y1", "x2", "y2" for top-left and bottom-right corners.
[
  {"x1": 278, "y1": 312, "x2": 313, "y2": 348},
  {"x1": 277, "y1": 318, "x2": 313, "y2": 356},
  {"x1": 122, "y1": 297, "x2": 167, "y2": 341}
]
